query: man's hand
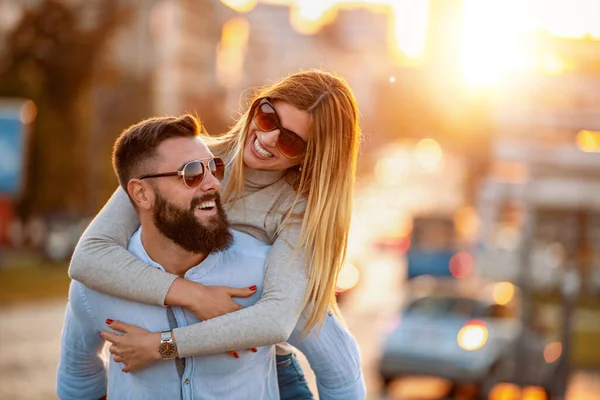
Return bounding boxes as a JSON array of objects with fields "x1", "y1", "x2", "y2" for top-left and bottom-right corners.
[{"x1": 165, "y1": 278, "x2": 257, "y2": 321}]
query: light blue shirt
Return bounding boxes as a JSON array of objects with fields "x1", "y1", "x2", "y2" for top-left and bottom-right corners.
[
  {"x1": 57, "y1": 230, "x2": 278, "y2": 400},
  {"x1": 57, "y1": 229, "x2": 366, "y2": 399}
]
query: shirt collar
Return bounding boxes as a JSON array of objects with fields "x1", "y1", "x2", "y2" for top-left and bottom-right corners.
[{"x1": 128, "y1": 227, "x2": 221, "y2": 279}]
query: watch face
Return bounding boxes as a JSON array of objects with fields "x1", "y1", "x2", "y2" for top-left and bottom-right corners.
[{"x1": 159, "y1": 342, "x2": 177, "y2": 358}]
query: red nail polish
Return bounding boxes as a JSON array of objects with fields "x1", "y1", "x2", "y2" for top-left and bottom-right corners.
[
  {"x1": 249, "y1": 285, "x2": 257, "y2": 291},
  {"x1": 251, "y1": 348, "x2": 258, "y2": 353},
  {"x1": 106, "y1": 319, "x2": 113, "y2": 325},
  {"x1": 233, "y1": 352, "x2": 239, "y2": 358},
  {"x1": 99, "y1": 333, "x2": 103, "y2": 338}
]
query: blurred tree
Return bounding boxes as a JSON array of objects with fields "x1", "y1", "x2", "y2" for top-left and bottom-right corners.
[{"x1": 0, "y1": 0, "x2": 127, "y2": 216}]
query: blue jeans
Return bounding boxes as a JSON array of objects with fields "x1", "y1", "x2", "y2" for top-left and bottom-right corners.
[{"x1": 276, "y1": 353, "x2": 314, "y2": 400}]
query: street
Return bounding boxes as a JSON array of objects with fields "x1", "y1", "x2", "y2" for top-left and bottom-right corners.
[{"x1": 2, "y1": 254, "x2": 599, "y2": 399}]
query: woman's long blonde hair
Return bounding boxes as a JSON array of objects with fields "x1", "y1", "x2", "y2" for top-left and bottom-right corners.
[{"x1": 205, "y1": 70, "x2": 360, "y2": 335}]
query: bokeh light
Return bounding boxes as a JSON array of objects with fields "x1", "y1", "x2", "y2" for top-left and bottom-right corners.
[
  {"x1": 374, "y1": 156, "x2": 410, "y2": 186},
  {"x1": 336, "y1": 262, "x2": 360, "y2": 292},
  {"x1": 522, "y1": 386, "x2": 548, "y2": 400},
  {"x1": 449, "y1": 252, "x2": 473, "y2": 278},
  {"x1": 19, "y1": 100, "x2": 37, "y2": 124},
  {"x1": 220, "y1": 0, "x2": 258, "y2": 13},
  {"x1": 544, "y1": 342, "x2": 562, "y2": 364},
  {"x1": 414, "y1": 138, "x2": 443, "y2": 171},
  {"x1": 489, "y1": 383, "x2": 521, "y2": 400},
  {"x1": 493, "y1": 282, "x2": 515, "y2": 305},
  {"x1": 457, "y1": 320, "x2": 488, "y2": 351},
  {"x1": 576, "y1": 130, "x2": 600, "y2": 153},
  {"x1": 216, "y1": 17, "x2": 250, "y2": 87}
]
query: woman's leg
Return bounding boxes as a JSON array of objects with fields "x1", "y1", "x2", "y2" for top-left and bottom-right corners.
[{"x1": 276, "y1": 353, "x2": 314, "y2": 400}]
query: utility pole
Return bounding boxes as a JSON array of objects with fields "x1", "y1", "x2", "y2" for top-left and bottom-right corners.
[{"x1": 514, "y1": 177, "x2": 535, "y2": 388}]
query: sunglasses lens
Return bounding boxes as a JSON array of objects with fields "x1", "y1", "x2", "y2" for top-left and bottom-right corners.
[
  {"x1": 278, "y1": 131, "x2": 307, "y2": 158},
  {"x1": 182, "y1": 161, "x2": 205, "y2": 188},
  {"x1": 209, "y1": 158, "x2": 225, "y2": 181},
  {"x1": 255, "y1": 102, "x2": 278, "y2": 132},
  {"x1": 255, "y1": 100, "x2": 306, "y2": 158}
]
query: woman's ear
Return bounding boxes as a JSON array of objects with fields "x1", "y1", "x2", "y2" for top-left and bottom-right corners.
[{"x1": 127, "y1": 179, "x2": 154, "y2": 210}]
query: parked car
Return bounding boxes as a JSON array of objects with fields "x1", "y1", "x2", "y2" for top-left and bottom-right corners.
[{"x1": 378, "y1": 277, "x2": 559, "y2": 399}]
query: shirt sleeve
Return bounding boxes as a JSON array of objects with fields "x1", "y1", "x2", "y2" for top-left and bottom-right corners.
[
  {"x1": 287, "y1": 312, "x2": 366, "y2": 400},
  {"x1": 68, "y1": 187, "x2": 177, "y2": 305},
  {"x1": 173, "y1": 220, "x2": 309, "y2": 356},
  {"x1": 56, "y1": 282, "x2": 108, "y2": 400}
]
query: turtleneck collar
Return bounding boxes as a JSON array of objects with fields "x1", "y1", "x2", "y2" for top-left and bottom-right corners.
[{"x1": 244, "y1": 166, "x2": 286, "y2": 190}]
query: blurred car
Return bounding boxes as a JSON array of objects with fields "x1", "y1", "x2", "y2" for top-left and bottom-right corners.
[
  {"x1": 379, "y1": 277, "x2": 559, "y2": 398},
  {"x1": 406, "y1": 215, "x2": 460, "y2": 279}
]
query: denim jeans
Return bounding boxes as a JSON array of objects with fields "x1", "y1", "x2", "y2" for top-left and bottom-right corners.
[{"x1": 276, "y1": 353, "x2": 314, "y2": 400}]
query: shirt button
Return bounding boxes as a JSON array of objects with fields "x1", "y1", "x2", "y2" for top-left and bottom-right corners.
[{"x1": 184, "y1": 378, "x2": 189, "y2": 385}]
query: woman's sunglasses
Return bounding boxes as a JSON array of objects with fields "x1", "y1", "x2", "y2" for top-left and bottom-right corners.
[
  {"x1": 252, "y1": 98, "x2": 307, "y2": 159},
  {"x1": 138, "y1": 158, "x2": 225, "y2": 188}
]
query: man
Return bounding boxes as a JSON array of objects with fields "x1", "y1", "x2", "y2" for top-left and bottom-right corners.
[{"x1": 57, "y1": 115, "x2": 279, "y2": 399}]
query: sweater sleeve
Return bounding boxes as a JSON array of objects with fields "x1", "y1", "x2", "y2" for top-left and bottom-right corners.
[
  {"x1": 68, "y1": 187, "x2": 178, "y2": 305},
  {"x1": 173, "y1": 220, "x2": 309, "y2": 357}
]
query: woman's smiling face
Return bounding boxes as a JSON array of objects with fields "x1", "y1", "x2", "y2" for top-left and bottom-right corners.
[{"x1": 242, "y1": 100, "x2": 310, "y2": 171}]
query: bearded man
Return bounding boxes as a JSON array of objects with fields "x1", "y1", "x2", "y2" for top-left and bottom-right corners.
[{"x1": 57, "y1": 115, "x2": 278, "y2": 400}]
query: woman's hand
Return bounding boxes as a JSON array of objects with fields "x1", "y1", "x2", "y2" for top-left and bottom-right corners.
[
  {"x1": 101, "y1": 320, "x2": 162, "y2": 373},
  {"x1": 165, "y1": 278, "x2": 257, "y2": 321},
  {"x1": 101, "y1": 320, "x2": 259, "y2": 371}
]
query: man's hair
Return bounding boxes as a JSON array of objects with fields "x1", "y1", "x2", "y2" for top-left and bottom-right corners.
[{"x1": 112, "y1": 114, "x2": 202, "y2": 190}]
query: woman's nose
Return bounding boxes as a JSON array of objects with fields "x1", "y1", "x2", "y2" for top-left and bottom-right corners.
[{"x1": 260, "y1": 130, "x2": 279, "y2": 148}]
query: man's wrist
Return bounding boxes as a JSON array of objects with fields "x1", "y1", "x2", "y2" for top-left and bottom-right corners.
[{"x1": 153, "y1": 331, "x2": 166, "y2": 361}]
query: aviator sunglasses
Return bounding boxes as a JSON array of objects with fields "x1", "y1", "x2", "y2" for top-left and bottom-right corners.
[
  {"x1": 138, "y1": 158, "x2": 225, "y2": 188},
  {"x1": 252, "y1": 98, "x2": 307, "y2": 159}
]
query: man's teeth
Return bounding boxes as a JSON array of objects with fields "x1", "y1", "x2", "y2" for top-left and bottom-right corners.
[
  {"x1": 196, "y1": 201, "x2": 216, "y2": 210},
  {"x1": 254, "y1": 137, "x2": 274, "y2": 158}
]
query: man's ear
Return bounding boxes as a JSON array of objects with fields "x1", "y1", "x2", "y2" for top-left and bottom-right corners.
[{"x1": 127, "y1": 179, "x2": 154, "y2": 210}]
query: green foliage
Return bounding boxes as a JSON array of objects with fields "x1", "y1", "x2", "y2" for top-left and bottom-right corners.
[
  {"x1": 0, "y1": 0, "x2": 128, "y2": 215},
  {"x1": 0, "y1": 262, "x2": 70, "y2": 305}
]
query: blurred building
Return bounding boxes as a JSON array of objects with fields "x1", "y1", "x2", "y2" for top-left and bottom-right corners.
[
  {"x1": 476, "y1": 35, "x2": 600, "y2": 293},
  {"x1": 219, "y1": 2, "x2": 391, "y2": 122}
]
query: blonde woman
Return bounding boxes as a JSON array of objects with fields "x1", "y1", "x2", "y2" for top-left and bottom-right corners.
[{"x1": 69, "y1": 70, "x2": 364, "y2": 399}]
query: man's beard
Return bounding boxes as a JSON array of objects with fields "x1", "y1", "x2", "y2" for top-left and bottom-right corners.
[{"x1": 152, "y1": 190, "x2": 233, "y2": 254}]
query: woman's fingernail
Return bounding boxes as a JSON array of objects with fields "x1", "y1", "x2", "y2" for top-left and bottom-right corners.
[
  {"x1": 251, "y1": 348, "x2": 258, "y2": 353},
  {"x1": 99, "y1": 333, "x2": 103, "y2": 338},
  {"x1": 249, "y1": 285, "x2": 257, "y2": 291},
  {"x1": 106, "y1": 319, "x2": 113, "y2": 325},
  {"x1": 233, "y1": 351, "x2": 239, "y2": 358}
]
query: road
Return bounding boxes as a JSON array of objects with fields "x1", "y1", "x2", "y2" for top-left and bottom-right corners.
[{"x1": 1, "y1": 255, "x2": 599, "y2": 399}]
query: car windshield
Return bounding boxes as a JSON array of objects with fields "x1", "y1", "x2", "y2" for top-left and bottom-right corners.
[
  {"x1": 411, "y1": 217, "x2": 455, "y2": 252},
  {"x1": 405, "y1": 296, "x2": 516, "y2": 319},
  {"x1": 405, "y1": 296, "x2": 485, "y2": 318}
]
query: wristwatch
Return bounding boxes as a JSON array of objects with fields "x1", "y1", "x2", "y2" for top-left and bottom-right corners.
[{"x1": 157, "y1": 330, "x2": 177, "y2": 360}]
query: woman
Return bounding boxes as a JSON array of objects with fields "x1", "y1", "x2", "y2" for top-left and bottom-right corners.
[{"x1": 69, "y1": 70, "x2": 364, "y2": 399}]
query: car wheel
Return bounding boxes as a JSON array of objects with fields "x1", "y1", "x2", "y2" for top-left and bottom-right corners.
[
  {"x1": 380, "y1": 374, "x2": 396, "y2": 395},
  {"x1": 382, "y1": 375, "x2": 394, "y2": 387}
]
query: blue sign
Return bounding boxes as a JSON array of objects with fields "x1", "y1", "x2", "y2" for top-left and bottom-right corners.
[{"x1": 0, "y1": 115, "x2": 25, "y2": 196}]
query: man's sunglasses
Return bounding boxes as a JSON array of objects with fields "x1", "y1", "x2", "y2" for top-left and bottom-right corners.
[
  {"x1": 252, "y1": 98, "x2": 307, "y2": 159},
  {"x1": 138, "y1": 158, "x2": 225, "y2": 188}
]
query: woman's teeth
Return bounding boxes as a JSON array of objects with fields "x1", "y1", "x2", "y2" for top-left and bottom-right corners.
[{"x1": 253, "y1": 137, "x2": 274, "y2": 158}]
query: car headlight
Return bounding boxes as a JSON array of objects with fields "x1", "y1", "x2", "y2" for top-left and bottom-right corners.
[{"x1": 457, "y1": 320, "x2": 488, "y2": 351}]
